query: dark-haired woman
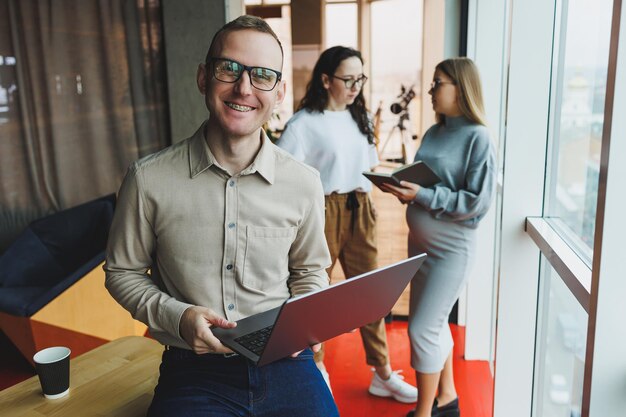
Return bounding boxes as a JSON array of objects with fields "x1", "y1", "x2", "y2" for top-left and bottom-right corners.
[{"x1": 277, "y1": 46, "x2": 417, "y2": 403}]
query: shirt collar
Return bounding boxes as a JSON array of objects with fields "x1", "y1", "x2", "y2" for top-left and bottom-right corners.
[
  {"x1": 188, "y1": 122, "x2": 213, "y2": 178},
  {"x1": 188, "y1": 122, "x2": 276, "y2": 184},
  {"x1": 240, "y1": 131, "x2": 276, "y2": 184}
]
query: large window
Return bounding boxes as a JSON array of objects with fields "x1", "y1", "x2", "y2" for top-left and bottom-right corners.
[
  {"x1": 532, "y1": 1, "x2": 614, "y2": 415},
  {"x1": 546, "y1": 0, "x2": 613, "y2": 257},
  {"x1": 534, "y1": 260, "x2": 587, "y2": 417},
  {"x1": 325, "y1": 1, "x2": 358, "y2": 49},
  {"x1": 488, "y1": 0, "x2": 626, "y2": 414},
  {"x1": 370, "y1": 0, "x2": 423, "y2": 163},
  {"x1": 527, "y1": 1, "x2": 613, "y2": 407}
]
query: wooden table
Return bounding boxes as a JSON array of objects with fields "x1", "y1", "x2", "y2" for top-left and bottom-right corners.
[{"x1": 0, "y1": 336, "x2": 163, "y2": 416}]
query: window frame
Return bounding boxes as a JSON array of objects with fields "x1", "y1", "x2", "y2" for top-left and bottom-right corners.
[{"x1": 482, "y1": 0, "x2": 626, "y2": 415}]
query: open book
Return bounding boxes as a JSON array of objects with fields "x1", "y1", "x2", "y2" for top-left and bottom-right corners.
[{"x1": 362, "y1": 161, "x2": 441, "y2": 191}]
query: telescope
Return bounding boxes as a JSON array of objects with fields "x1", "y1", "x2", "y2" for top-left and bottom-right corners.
[{"x1": 390, "y1": 85, "x2": 416, "y2": 115}]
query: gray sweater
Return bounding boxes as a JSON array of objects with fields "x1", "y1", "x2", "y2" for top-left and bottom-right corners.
[{"x1": 412, "y1": 116, "x2": 496, "y2": 228}]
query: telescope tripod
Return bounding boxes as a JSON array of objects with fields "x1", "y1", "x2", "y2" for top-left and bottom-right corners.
[{"x1": 378, "y1": 112, "x2": 417, "y2": 164}]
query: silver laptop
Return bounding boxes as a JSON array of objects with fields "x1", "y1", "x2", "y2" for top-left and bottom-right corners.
[{"x1": 212, "y1": 254, "x2": 426, "y2": 366}]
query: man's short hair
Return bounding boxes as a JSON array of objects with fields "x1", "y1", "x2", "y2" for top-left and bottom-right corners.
[{"x1": 205, "y1": 15, "x2": 284, "y2": 65}]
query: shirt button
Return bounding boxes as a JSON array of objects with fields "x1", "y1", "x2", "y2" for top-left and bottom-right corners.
[
  {"x1": 229, "y1": 180, "x2": 235, "y2": 187},
  {"x1": 228, "y1": 304, "x2": 235, "y2": 311},
  {"x1": 226, "y1": 264, "x2": 233, "y2": 270},
  {"x1": 228, "y1": 222, "x2": 235, "y2": 229}
]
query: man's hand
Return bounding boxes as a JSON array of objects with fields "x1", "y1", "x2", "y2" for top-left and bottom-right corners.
[
  {"x1": 380, "y1": 181, "x2": 420, "y2": 204},
  {"x1": 179, "y1": 306, "x2": 237, "y2": 354},
  {"x1": 290, "y1": 343, "x2": 322, "y2": 358}
]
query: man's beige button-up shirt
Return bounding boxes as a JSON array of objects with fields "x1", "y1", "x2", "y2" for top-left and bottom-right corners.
[{"x1": 104, "y1": 124, "x2": 331, "y2": 349}]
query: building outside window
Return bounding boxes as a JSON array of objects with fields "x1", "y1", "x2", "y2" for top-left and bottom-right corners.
[
  {"x1": 546, "y1": 0, "x2": 613, "y2": 259},
  {"x1": 532, "y1": 2, "x2": 613, "y2": 416}
]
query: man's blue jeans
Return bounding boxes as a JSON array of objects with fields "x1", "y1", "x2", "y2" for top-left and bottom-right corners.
[{"x1": 147, "y1": 347, "x2": 339, "y2": 417}]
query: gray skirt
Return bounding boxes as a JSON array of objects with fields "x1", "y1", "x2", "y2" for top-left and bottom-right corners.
[{"x1": 406, "y1": 205, "x2": 476, "y2": 373}]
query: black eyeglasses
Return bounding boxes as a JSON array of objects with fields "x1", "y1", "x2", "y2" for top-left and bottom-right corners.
[
  {"x1": 332, "y1": 75, "x2": 368, "y2": 89},
  {"x1": 430, "y1": 79, "x2": 456, "y2": 91},
  {"x1": 208, "y1": 58, "x2": 282, "y2": 91}
]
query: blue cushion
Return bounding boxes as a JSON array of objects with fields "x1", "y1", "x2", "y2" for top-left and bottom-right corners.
[
  {"x1": 0, "y1": 286, "x2": 49, "y2": 316},
  {"x1": 0, "y1": 194, "x2": 115, "y2": 317},
  {"x1": 0, "y1": 228, "x2": 65, "y2": 288},
  {"x1": 30, "y1": 197, "x2": 114, "y2": 272},
  {"x1": 0, "y1": 252, "x2": 105, "y2": 317}
]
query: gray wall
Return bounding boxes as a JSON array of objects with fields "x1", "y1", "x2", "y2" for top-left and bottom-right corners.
[{"x1": 162, "y1": 0, "x2": 228, "y2": 142}]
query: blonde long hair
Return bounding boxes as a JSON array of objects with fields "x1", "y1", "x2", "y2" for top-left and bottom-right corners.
[{"x1": 435, "y1": 58, "x2": 487, "y2": 126}]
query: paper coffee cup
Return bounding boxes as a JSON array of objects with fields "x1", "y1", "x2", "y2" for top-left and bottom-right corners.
[{"x1": 33, "y1": 346, "x2": 71, "y2": 399}]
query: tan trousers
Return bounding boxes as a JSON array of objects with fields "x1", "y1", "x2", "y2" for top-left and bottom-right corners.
[{"x1": 315, "y1": 192, "x2": 389, "y2": 367}]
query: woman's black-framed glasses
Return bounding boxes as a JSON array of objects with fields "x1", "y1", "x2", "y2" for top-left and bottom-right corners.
[
  {"x1": 209, "y1": 58, "x2": 282, "y2": 91},
  {"x1": 333, "y1": 75, "x2": 368, "y2": 89},
  {"x1": 429, "y1": 79, "x2": 456, "y2": 91}
]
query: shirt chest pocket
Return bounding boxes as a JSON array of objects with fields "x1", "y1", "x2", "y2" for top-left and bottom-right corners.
[{"x1": 241, "y1": 225, "x2": 297, "y2": 293}]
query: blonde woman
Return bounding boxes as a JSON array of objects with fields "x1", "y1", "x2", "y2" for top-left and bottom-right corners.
[{"x1": 383, "y1": 58, "x2": 496, "y2": 417}]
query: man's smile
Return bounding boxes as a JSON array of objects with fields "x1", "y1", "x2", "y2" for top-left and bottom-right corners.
[{"x1": 225, "y1": 101, "x2": 255, "y2": 112}]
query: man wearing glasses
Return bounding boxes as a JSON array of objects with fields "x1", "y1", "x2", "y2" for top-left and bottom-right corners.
[{"x1": 105, "y1": 15, "x2": 338, "y2": 417}]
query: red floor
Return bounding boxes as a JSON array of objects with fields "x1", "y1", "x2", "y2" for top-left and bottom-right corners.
[
  {"x1": 324, "y1": 322, "x2": 494, "y2": 417},
  {"x1": 0, "y1": 322, "x2": 493, "y2": 417}
]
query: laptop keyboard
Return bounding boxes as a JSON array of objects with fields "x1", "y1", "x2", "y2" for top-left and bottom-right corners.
[{"x1": 234, "y1": 325, "x2": 274, "y2": 355}]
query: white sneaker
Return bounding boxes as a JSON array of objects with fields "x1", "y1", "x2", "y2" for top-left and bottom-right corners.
[
  {"x1": 368, "y1": 370, "x2": 417, "y2": 403},
  {"x1": 320, "y1": 368, "x2": 333, "y2": 394}
]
